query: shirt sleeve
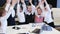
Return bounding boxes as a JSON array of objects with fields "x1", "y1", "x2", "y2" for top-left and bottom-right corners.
[
  {"x1": 45, "y1": 0, "x2": 51, "y2": 12},
  {"x1": 22, "y1": 3, "x2": 27, "y2": 13},
  {"x1": 46, "y1": 4, "x2": 51, "y2": 12},
  {"x1": 31, "y1": 4, "x2": 36, "y2": 14},
  {"x1": 10, "y1": 6, "x2": 15, "y2": 17},
  {"x1": 11, "y1": 9, "x2": 15, "y2": 17},
  {"x1": 39, "y1": 4, "x2": 44, "y2": 11},
  {"x1": 17, "y1": 3, "x2": 20, "y2": 14}
]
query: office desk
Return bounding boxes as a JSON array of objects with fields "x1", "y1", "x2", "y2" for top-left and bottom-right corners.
[{"x1": 6, "y1": 23, "x2": 60, "y2": 34}]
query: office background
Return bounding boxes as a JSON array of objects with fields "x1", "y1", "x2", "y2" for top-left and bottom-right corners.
[{"x1": 0, "y1": 0, "x2": 60, "y2": 8}]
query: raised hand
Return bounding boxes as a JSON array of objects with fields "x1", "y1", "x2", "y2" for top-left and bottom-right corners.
[
  {"x1": 29, "y1": 0, "x2": 32, "y2": 3},
  {"x1": 21, "y1": 0, "x2": 25, "y2": 4},
  {"x1": 6, "y1": 0, "x2": 11, "y2": 4},
  {"x1": 12, "y1": 0, "x2": 17, "y2": 7},
  {"x1": 44, "y1": 0, "x2": 48, "y2": 5},
  {"x1": 38, "y1": 0, "x2": 45, "y2": 5},
  {"x1": 5, "y1": 0, "x2": 11, "y2": 12},
  {"x1": 41, "y1": 0, "x2": 45, "y2": 4},
  {"x1": 29, "y1": 0, "x2": 33, "y2": 5}
]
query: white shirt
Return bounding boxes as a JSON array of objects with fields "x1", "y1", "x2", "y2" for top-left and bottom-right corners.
[
  {"x1": 17, "y1": 12, "x2": 25, "y2": 23},
  {"x1": 24, "y1": 4, "x2": 35, "y2": 15},
  {"x1": 5, "y1": 3, "x2": 10, "y2": 12},
  {"x1": 10, "y1": 6, "x2": 15, "y2": 17},
  {"x1": 17, "y1": 3, "x2": 25, "y2": 23},
  {"x1": 17, "y1": 3, "x2": 36, "y2": 23},
  {"x1": 40, "y1": 4, "x2": 53, "y2": 23},
  {"x1": 0, "y1": 10, "x2": 12, "y2": 33},
  {"x1": 5, "y1": 3, "x2": 15, "y2": 18}
]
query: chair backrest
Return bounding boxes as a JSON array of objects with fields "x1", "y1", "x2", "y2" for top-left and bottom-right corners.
[{"x1": 52, "y1": 8, "x2": 60, "y2": 25}]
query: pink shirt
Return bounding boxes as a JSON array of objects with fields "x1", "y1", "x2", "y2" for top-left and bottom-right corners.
[{"x1": 35, "y1": 16, "x2": 44, "y2": 23}]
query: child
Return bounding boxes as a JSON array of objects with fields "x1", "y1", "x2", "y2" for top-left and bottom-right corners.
[
  {"x1": 44, "y1": 0, "x2": 55, "y2": 28},
  {"x1": 5, "y1": 0, "x2": 17, "y2": 26},
  {"x1": 17, "y1": 0, "x2": 26, "y2": 24},
  {"x1": 0, "y1": 8, "x2": 12, "y2": 34},
  {"x1": 24, "y1": 0, "x2": 35, "y2": 23},
  {"x1": 35, "y1": 7, "x2": 44, "y2": 23},
  {"x1": 39, "y1": 0, "x2": 55, "y2": 28},
  {"x1": 34, "y1": 0, "x2": 44, "y2": 23}
]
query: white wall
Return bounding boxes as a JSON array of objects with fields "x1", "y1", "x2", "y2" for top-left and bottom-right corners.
[{"x1": 57, "y1": 0, "x2": 60, "y2": 8}]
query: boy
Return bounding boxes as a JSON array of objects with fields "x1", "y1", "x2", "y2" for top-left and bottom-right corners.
[{"x1": 24, "y1": 0, "x2": 35, "y2": 23}]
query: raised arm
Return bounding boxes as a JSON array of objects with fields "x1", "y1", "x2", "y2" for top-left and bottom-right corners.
[
  {"x1": 11, "y1": 0, "x2": 17, "y2": 17},
  {"x1": 29, "y1": 0, "x2": 35, "y2": 8},
  {"x1": 21, "y1": 0, "x2": 27, "y2": 12},
  {"x1": 5, "y1": 0, "x2": 11, "y2": 12},
  {"x1": 39, "y1": 0, "x2": 45, "y2": 10},
  {"x1": 29, "y1": 0, "x2": 36, "y2": 13},
  {"x1": 34, "y1": 0, "x2": 44, "y2": 11},
  {"x1": 17, "y1": 0, "x2": 20, "y2": 13},
  {"x1": 44, "y1": 0, "x2": 51, "y2": 12}
]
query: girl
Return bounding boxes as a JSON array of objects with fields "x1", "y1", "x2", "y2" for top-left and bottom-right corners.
[
  {"x1": 35, "y1": 7, "x2": 44, "y2": 23},
  {"x1": 34, "y1": 0, "x2": 44, "y2": 23},
  {"x1": 0, "y1": 8, "x2": 12, "y2": 34}
]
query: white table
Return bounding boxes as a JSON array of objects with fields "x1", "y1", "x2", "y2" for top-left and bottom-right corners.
[{"x1": 6, "y1": 23, "x2": 60, "y2": 34}]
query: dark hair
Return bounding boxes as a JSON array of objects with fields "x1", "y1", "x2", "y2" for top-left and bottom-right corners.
[
  {"x1": 20, "y1": 5, "x2": 23, "y2": 10},
  {"x1": 26, "y1": 2, "x2": 31, "y2": 6},
  {"x1": 26, "y1": 2, "x2": 31, "y2": 9},
  {"x1": 0, "y1": 8, "x2": 5, "y2": 17}
]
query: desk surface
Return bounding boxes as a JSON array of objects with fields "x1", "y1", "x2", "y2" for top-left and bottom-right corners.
[{"x1": 6, "y1": 23, "x2": 60, "y2": 34}]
